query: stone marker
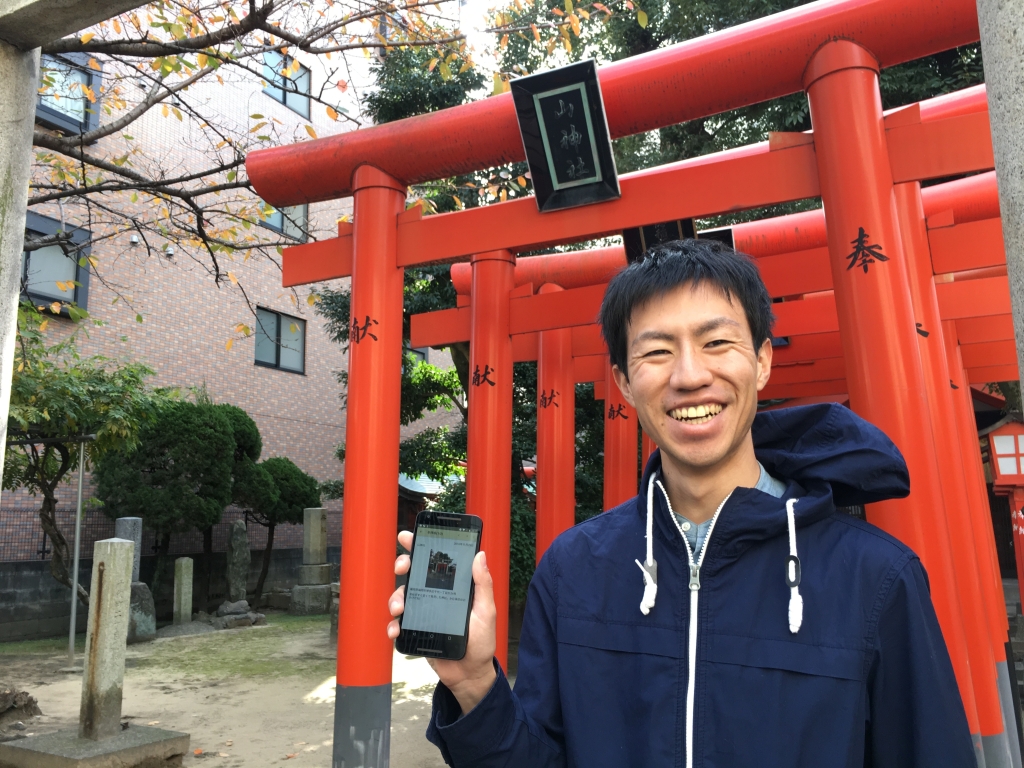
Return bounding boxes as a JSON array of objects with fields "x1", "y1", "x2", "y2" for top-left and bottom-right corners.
[
  {"x1": 113, "y1": 518, "x2": 143, "y2": 582},
  {"x1": 290, "y1": 508, "x2": 332, "y2": 615},
  {"x1": 303, "y1": 508, "x2": 328, "y2": 565},
  {"x1": 225, "y1": 520, "x2": 250, "y2": 602},
  {"x1": 79, "y1": 539, "x2": 133, "y2": 741},
  {"x1": 127, "y1": 583, "x2": 156, "y2": 644},
  {"x1": 172, "y1": 558, "x2": 193, "y2": 626}
]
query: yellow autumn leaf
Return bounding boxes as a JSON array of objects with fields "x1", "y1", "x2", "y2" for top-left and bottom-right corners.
[
  {"x1": 161, "y1": 104, "x2": 169, "y2": 118},
  {"x1": 564, "y1": 0, "x2": 573, "y2": 12},
  {"x1": 50, "y1": 302, "x2": 61, "y2": 313},
  {"x1": 499, "y1": 188, "x2": 508, "y2": 202},
  {"x1": 80, "y1": 32, "x2": 95, "y2": 43},
  {"x1": 88, "y1": 256, "x2": 98, "y2": 267},
  {"x1": 569, "y1": 13, "x2": 581, "y2": 36},
  {"x1": 228, "y1": 272, "x2": 238, "y2": 285},
  {"x1": 197, "y1": 52, "x2": 208, "y2": 68},
  {"x1": 428, "y1": 58, "x2": 439, "y2": 72},
  {"x1": 563, "y1": 36, "x2": 572, "y2": 52},
  {"x1": 88, "y1": 58, "x2": 101, "y2": 71},
  {"x1": 531, "y1": 23, "x2": 540, "y2": 42},
  {"x1": 290, "y1": 323, "x2": 298, "y2": 333},
  {"x1": 453, "y1": 196, "x2": 464, "y2": 210},
  {"x1": 307, "y1": 293, "x2": 317, "y2": 306},
  {"x1": 225, "y1": 338, "x2": 234, "y2": 351},
  {"x1": 305, "y1": 125, "x2": 317, "y2": 139},
  {"x1": 637, "y1": 8, "x2": 648, "y2": 26},
  {"x1": 578, "y1": 8, "x2": 590, "y2": 18},
  {"x1": 499, "y1": 34, "x2": 509, "y2": 49},
  {"x1": 517, "y1": 175, "x2": 527, "y2": 186},
  {"x1": 39, "y1": 320, "x2": 49, "y2": 332}
]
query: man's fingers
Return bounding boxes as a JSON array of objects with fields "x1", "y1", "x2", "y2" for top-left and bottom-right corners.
[
  {"x1": 398, "y1": 530, "x2": 413, "y2": 551},
  {"x1": 395, "y1": 553, "x2": 410, "y2": 576},
  {"x1": 388, "y1": 585, "x2": 405, "y2": 617},
  {"x1": 471, "y1": 551, "x2": 494, "y2": 613},
  {"x1": 387, "y1": 618, "x2": 400, "y2": 640}
]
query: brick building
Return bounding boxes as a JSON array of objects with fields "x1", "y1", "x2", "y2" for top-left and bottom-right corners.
[{"x1": 3, "y1": 46, "x2": 460, "y2": 571}]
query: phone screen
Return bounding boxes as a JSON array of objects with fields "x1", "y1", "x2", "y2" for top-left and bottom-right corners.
[{"x1": 402, "y1": 524, "x2": 478, "y2": 636}]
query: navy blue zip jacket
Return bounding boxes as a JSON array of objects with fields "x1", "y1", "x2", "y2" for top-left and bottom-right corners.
[{"x1": 426, "y1": 403, "x2": 975, "y2": 767}]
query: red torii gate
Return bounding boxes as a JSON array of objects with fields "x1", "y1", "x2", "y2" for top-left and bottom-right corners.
[{"x1": 244, "y1": 0, "x2": 1019, "y2": 763}]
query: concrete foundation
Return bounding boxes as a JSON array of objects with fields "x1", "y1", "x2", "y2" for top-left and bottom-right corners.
[
  {"x1": 288, "y1": 584, "x2": 332, "y2": 615},
  {"x1": 0, "y1": 724, "x2": 188, "y2": 768}
]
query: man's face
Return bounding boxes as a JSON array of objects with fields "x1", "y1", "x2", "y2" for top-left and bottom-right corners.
[{"x1": 613, "y1": 282, "x2": 772, "y2": 475}]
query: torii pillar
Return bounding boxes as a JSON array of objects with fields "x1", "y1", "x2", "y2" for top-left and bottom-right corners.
[{"x1": 803, "y1": 39, "x2": 982, "y2": 754}]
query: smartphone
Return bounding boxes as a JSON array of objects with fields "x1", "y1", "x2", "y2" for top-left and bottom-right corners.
[{"x1": 396, "y1": 511, "x2": 483, "y2": 660}]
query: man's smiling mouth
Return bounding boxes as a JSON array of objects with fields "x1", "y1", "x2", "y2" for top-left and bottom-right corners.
[{"x1": 669, "y1": 403, "x2": 724, "y2": 425}]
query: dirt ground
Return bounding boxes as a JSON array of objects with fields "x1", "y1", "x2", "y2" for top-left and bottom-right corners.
[{"x1": 0, "y1": 612, "x2": 446, "y2": 766}]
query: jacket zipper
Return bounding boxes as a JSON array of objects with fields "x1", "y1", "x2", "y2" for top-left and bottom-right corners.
[{"x1": 655, "y1": 480, "x2": 731, "y2": 768}]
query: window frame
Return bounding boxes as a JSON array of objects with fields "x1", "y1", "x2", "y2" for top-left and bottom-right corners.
[
  {"x1": 262, "y1": 52, "x2": 311, "y2": 118},
  {"x1": 36, "y1": 53, "x2": 102, "y2": 136},
  {"x1": 260, "y1": 202, "x2": 309, "y2": 243},
  {"x1": 22, "y1": 212, "x2": 91, "y2": 314},
  {"x1": 254, "y1": 307, "x2": 306, "y2": 375}
]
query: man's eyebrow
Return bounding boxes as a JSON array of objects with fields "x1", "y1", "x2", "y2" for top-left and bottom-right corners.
[
  {"x1": 693, "y1": 317, "x2": 742, "y2": 336},
  {"x1": 630, "y1": 330, "x2": 676, "y2": 348}
]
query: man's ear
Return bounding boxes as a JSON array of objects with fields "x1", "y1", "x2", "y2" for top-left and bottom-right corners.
[
  {"x1": 611, "y1": 364, "x2": 637, "y2": 408},
  {"x1": 755, "y1": 337, "x2": 773, "y2": 392}
]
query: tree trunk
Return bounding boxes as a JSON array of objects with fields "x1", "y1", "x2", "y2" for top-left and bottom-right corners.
[
  {"x1": 150, "y1": 532, "x2": 172, "y2": 604},
  {"x1": 38, "y1": 491, "x2": 88, "y2": 605},
  {"x1": 199, "y1": 525, "x2": 213, "y2": 612},
  {"x1": 252, "y1": 523, "x2": 275, "y2": 610}
]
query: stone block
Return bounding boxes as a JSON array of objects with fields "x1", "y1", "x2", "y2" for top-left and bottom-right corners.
[
  {"x1": 0, "y1": 724, "x2": 188, "y2": 767},
  {"x1": 288, "y1": 584, "x2": 332, "y2": 615},
  {"x1": 113, "y1": 518, "x2": 143, "y2": 582},
  {"x1": 126, "y1": 583, "x2": 155, "y2": 645},
  {"x1": 298, "y1": 564, "x2": 331, "y2": 586},
  {"x1": 225, "y1": 521, "x2": 250, "y2": 602},
  {"x1": 172, "y1": 558, "x2": 192, "y2": 627},
  {"x1": 303, "y1": 508, "x2": 327, "y2": 565},
  {"x1": 266, "y1": 591, "x2": 291, "y2": 610}
]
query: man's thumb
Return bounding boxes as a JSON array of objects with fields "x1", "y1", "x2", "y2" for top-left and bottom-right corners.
[{"x1": 472, "y1": 550, "x2": 494, "y2": 605}]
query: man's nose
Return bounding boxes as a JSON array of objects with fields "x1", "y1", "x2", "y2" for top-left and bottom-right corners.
[{"x1": 669, "y1": 346, "x2": 714, "y2": 390}]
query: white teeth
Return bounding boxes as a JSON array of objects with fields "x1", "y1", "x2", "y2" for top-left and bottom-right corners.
[{"x1": 670, "y1": 404, "x2": 723, "y2": 423}]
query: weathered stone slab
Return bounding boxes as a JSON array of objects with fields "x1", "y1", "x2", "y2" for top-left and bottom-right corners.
[
  {"x1": 215, "y1": 600, "x2": 250, "y2": 617},
  {"x1": 126, "y1": 583, "x2": 155, "y2": 645},
  {"x1": 289, "y1": 584, "x2": 332, "y2": 615},
  {"x1": 0, "y1": 724, "x2": 188, "y2": 767},
  {"x1": 298, "y1": 564, "x2": 331, "y2": 586},
  {"x1": 113, "y1": 519, "x2": 143, "y2": 583},
  {"x1": 303, "y1": 508, "x2": 327, "y2": 566},
  {"x1": 79, "y1": 539, "x2": 134, "y2": 742},
  {"x1": 225, "y1": 521, "x2": 250, "y2": 602},
  {"x1": 172, "y1": 559, "x2": 192, "y2": 627}
]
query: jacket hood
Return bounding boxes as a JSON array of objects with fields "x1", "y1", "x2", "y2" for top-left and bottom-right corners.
[{"x1": 640, "y1": 402, "x2": 909, "y2": 511}]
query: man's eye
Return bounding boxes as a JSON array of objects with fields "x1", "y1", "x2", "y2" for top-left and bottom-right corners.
[
  {"x1": 644, "y1": 349, "x2": 669, "y2": 357},
  {"x1": 706, "y1": 339, "x2": 730, "y2": 348}
]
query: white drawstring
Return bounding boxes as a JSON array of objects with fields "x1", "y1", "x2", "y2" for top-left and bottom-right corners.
[
  {"x1": 635, "y1": 475, "x2": 658, "y2": 615},
  {"x1": 785, "y1": 498, "x2": 803, "y2": 634}
]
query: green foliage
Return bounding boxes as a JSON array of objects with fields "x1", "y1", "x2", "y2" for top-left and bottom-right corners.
[
  {"x1": 4, "y1": 302, "x2": 168, "y2": 602},
  {"x1": 94, "y1": 400, "x2": 235, "y2": 536},
  {"x1": 364, "y1": 47, "x2": 486, "y2": 126},
  {"x1": 399, "y1": 423, "x2": 467, "y2": 482},
  {"x1": 573, "y1": 383, "x2": 606, "y2": 523},
  {"x1": 217, "y1": 403, "x2": 262, "y2": 464},
  {"x1": 258, "y1": 457, "x2": 322, "y2": 527}
]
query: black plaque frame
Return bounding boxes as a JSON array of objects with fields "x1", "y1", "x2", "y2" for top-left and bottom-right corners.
[{"x1": 510, "y1": 60, "x2": 620, "y2": 213}]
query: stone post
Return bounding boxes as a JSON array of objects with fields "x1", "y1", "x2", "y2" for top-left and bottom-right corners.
[
  {"x1": 114, "y1": 518, "x2": 143, "y2": 582},
  {"x1": 977, "y1": 1, "x2": 1024, "y2": 761},
  {"x1": 79, "y1": 538, "x2": 134, "y2": 741},
  {"x1": 173, "y1": 558, "x2": 192, "y2": 626},
  {"x1": 290, "y1": 508, "x2": 332, "y2": 615},
  {"x1": 225, "y1": 520, "x2": 250, "y2": 603},
  {"x1": 0, "y1": 42, "x2": 40, "y2": 506}
]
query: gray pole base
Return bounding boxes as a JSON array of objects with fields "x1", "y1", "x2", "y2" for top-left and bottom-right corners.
[
  {"x1": 997, "y1": 660, "x2": 1024, "y2": 768},
  {"x1": 333, "y1": 683, "x2": 391, "y2": 768}
]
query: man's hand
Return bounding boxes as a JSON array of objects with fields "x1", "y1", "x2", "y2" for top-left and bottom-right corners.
[{"x1": 387, "y1": 530, "x2": 498, "y2": 714}]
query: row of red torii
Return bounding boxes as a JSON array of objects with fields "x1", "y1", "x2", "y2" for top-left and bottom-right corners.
[{"x1": 245, "y1": 0, "x2": 1021, "y2": 761}]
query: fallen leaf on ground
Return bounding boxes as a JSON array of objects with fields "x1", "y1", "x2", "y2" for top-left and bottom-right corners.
[
  {"x1": 225, "y1": 741, "x2": 233, "y2": 746},
  {"x1": 194, "y1": 749, "x2": 204, "y2": 755},
  {"x1": 148, "y1": 721, "x2": 159, "y2": 725},
  {"x1": 218, "y1": 753, "x2": 230, "y2": 757},
  {"x1": 285, "y1": 754, "x2": 298, "y2": 759}
]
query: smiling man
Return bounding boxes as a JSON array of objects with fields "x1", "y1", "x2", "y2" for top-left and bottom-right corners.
[{"x1": 388, "y1": 238, "x2": 977, "y2": 767}]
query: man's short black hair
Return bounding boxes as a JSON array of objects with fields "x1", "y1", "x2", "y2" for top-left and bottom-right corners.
[{"x1": 599, "y1": 238, "x2": 775, "y2": 374}]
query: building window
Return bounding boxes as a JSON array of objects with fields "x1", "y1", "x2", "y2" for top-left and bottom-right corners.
[
  {"x1": 262, "y1": 203, "x2": 308, "y2": 242},
  {"x1": 21, "y1": 212, "x2": 91, "y2": 311},
  {"x1": 36, "y1": 54, "x2": 102, "y2": 135},
  {"x1": 262, "y1": 52, "x2": 310, "y2": 118},
  {"x1": 255, "y1": 308, "x2": 305, "y2": 374}
]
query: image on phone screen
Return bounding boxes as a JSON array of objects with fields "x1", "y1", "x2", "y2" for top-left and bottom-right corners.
[{"x1": 402, "y1": 524, "x2": 477, "y2": 637}]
